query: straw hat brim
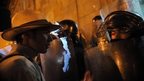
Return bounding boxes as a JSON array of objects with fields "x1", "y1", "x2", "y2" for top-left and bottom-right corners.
[{"x1": 2, "y1": 19, "x2": 60, "y2": 41}]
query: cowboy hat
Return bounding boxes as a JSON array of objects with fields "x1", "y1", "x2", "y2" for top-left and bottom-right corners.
[{"x1": 1, "y1": 9, "x2": 60, "y2": 41}]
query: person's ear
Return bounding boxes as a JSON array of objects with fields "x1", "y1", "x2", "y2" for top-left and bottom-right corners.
[{"x1": 83, "y1": 70, "x2": 93, "y2": 81}]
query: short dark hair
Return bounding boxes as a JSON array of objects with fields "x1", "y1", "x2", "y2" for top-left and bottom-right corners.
[{"x1": 92, "y1": 15, "x2": 102, "y2": 21}]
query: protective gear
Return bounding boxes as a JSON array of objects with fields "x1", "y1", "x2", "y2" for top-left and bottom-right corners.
[
  {"x1": 98, "y1": 11, "x2": 143, "y2": 41},
  {"x1": 85, "y1": 11, "x2": 144, "y2": 81},
  {"x1": 85, "y1": 46, "x2": 123, "y2": 81}
]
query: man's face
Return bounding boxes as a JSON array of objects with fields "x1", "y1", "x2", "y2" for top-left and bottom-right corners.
[
  {"x1": 92, "y1": 19, "x2": 102, "y2": 31},
  {"x1": 27, "y1": 29, "x2": 54, "y2": 53}
]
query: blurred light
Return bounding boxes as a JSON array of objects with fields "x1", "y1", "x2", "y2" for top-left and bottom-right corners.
[
  {"x1": 54, "y1": 21, "x2": 60, "y2": 25},
  {"x1": 0, "y1": 45, "x2": 12, "y2": 55},
  {"x1": 50, "y1": 29, "x2": 60, "y2": 37},
  {"x1": 60, "y1": 37, "x2": 71, "y2": 72},
  {"x1": 98, "y1": 37, "x2": 108, "y2": 51}
]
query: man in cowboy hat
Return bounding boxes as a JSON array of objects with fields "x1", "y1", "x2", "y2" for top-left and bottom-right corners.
[{"x1": 0, "y1": 9, "x2": 60, "y2": 81}]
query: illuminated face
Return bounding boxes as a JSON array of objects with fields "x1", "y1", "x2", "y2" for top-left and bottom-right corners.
[{"x1": 92, "y1": 20, "x2": 102, "y2": 31}]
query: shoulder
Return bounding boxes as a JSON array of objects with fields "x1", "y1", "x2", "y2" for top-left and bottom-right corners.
[
  {"x1": 0, "y1": 55, "x2": 35, "y2": 73},
  {"x1": 0, "y1": 55, "x2": 38, "y2": 81},
  {"x1": 1, "y1": 55, "x2": 29, "y2": 64}
]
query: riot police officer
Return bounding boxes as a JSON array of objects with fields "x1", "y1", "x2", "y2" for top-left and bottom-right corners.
[{"x1": 84, "y1": 11, "x2": 144, "y2": 81}]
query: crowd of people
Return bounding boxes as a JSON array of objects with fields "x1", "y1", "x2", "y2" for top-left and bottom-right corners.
[{"x1": 0, "y1": 9, "x2": 144, "y2": 81}]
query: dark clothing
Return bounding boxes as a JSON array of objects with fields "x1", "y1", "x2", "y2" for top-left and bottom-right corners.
[
  {"x1": 0, "y1": 46, "x2": 45, "y2": 81},
  {"x1": 89, "y1": 34, "x2": 98, "y2": 48},
  {"x1": 70, "y1": 34, "x2": 86, "y2": 80}
]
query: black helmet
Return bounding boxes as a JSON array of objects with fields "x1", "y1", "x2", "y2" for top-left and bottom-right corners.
[
  {"x1": 59, "y1": 19, "x2": 78, "y2": 35},
  {"x1": 98, "y1": 11, "x2": 143, "y2": 41}
]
